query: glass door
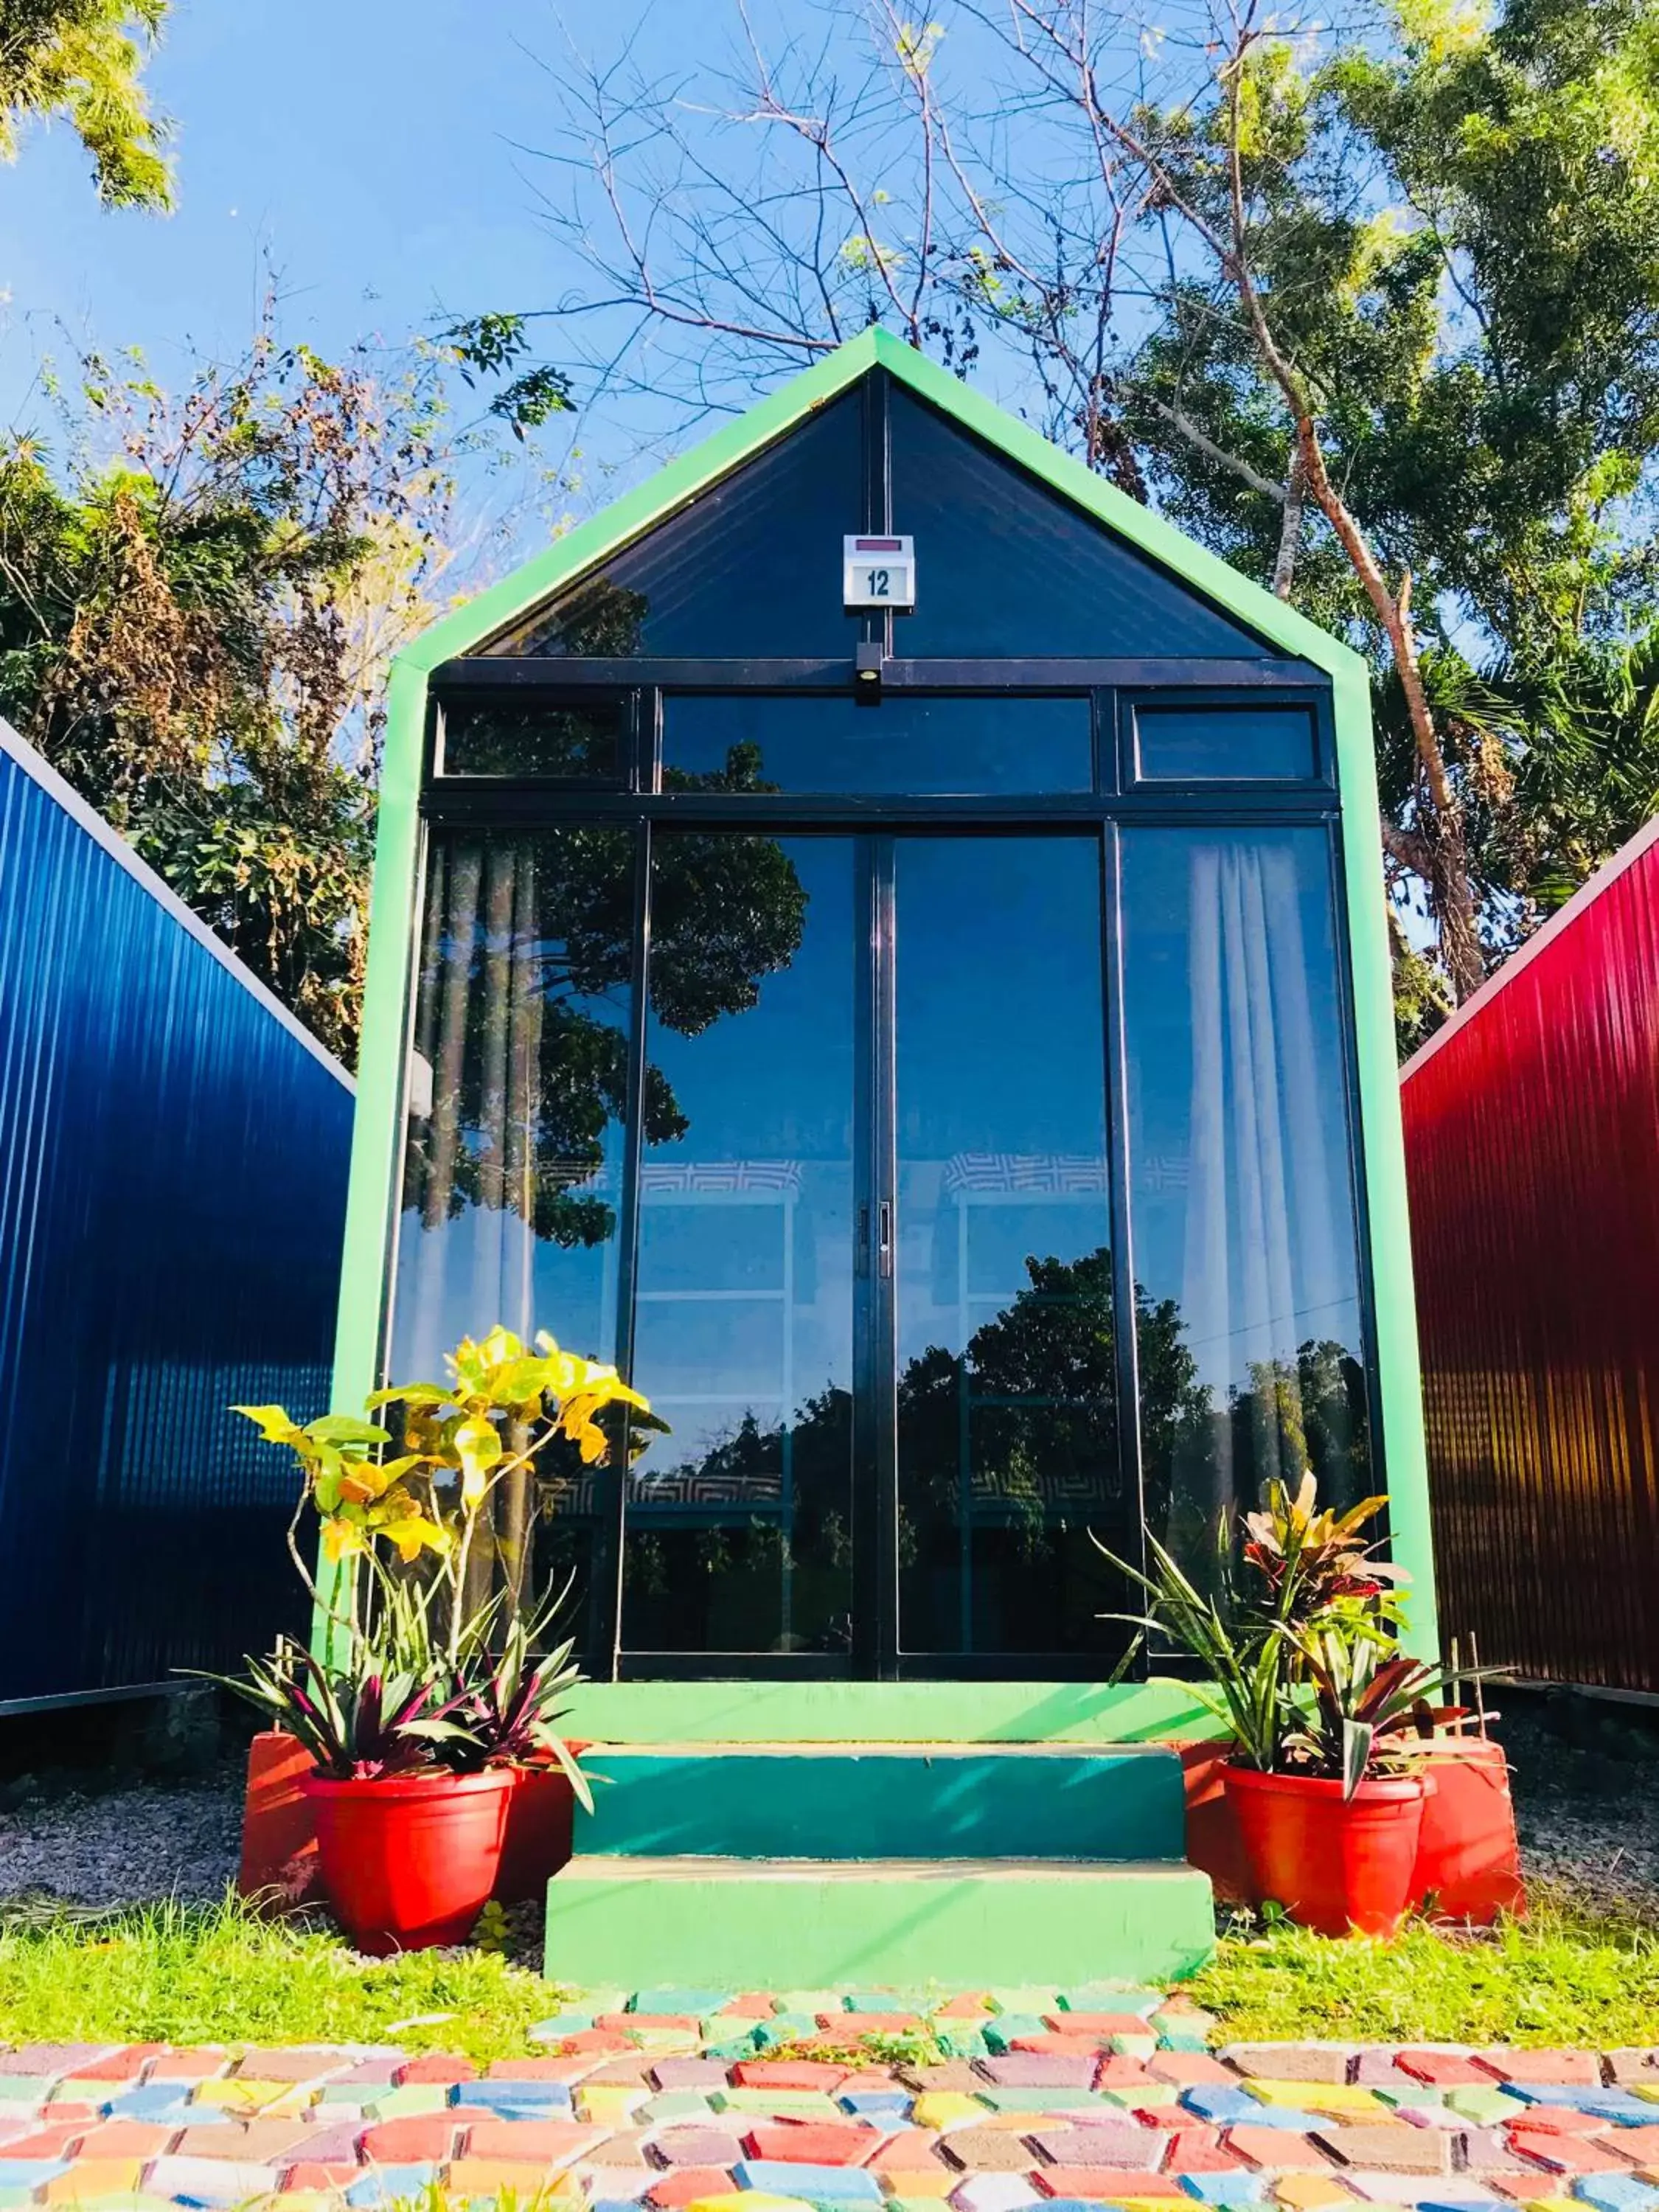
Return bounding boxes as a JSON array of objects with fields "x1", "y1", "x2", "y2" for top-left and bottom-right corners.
[
  {"x1": 616, "y1": 827, "x2": 1130, "y2": 1672},
  {"x1": 888, "y1": 835, "x2": 1130, "y2": 1666},
  {"x1": 621, "y1": 833, "x2": 863, "y2": 1662}
]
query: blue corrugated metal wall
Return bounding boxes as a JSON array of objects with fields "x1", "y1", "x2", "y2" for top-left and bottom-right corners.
[{"x1": 0, "y1": 728, "x2": 354, "y2": 1701}]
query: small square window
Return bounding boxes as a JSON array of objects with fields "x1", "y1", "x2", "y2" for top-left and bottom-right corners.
[
  {"x1": 1133, "y1": 701, "x2": 1318, "y2": 782},
  {"x1": 439, "y1": 698, "x2": 626, "y2": 779}
]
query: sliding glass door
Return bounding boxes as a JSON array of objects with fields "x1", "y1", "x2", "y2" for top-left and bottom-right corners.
[
  {"x1": 613, "y1": 830, "x2": 1126, "y2": 1671},
  {"x1": 622, "y1": 835, "x2": 860, "y2": 1659},
  {"x1": 891, "y1": 837, "x2": 1129, "y2": 1662}
]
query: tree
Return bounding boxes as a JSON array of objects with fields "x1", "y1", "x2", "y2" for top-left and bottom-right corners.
[
  {"x1": 403, "y1": 744, "x2": 810, "y2": 1252},
  {"x1": 0, "y1": 0, "x2": 173, "y2": 207},
  {"x1": 509, "y1": 0, "x2": 1659, "y2": 1020},
  {"x1": 0, "y1": 313, "x2": 493, "y2": 1060}
]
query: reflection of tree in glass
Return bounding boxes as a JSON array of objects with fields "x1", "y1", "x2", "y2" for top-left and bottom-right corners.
[
  {"x1": 403, "y1": 759, "x2": 804, "y2": 1247},
  {"x1": 516, "y1": 575, "x2": 651, "y2": 656},
  {"x1": 1231, "y1": 1340, "x2": 1371, "y2": 1509},
  {"x1": 897, "y1": 1248, "x2": 1207, "y2": 1562},
  {"x1": 621, "y1": 1379, "x2": 856, "y2": 1655},
  {"x1": 442, "y1": 701, "x2": 622, "y2": 776},
  {"x1": 1158, "y1": 1338, "x2": 1373, "y2": 1584},
  {"x1": 624, "y1": 1248, "x2": 1213, "y2": 1649}
]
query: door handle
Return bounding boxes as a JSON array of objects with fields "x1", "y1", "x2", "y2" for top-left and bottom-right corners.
[{"x1": 877, "y1": 1200, "x2": 894, "y2": 1279}]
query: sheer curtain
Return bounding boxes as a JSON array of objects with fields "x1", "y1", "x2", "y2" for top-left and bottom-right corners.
[
  {"x1": 406, "y1": 838, "x2": 545, "y2": 1363},
  {"x1": 1178, "y1": 838, "x2": 1344, "y2": 1522},
  {"x1": 1122, "y1": 827, "x2": 1371, "y2": 1568}
]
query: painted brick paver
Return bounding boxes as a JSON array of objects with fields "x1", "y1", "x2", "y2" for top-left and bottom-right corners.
[{"x1": 0, "y1": 2008, "x2": 1649, "y2": 2212}]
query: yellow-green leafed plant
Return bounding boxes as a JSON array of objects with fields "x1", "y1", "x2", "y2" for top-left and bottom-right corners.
[
  {"x1": 366, "y1": 1326, "x2": 664, "y2": 1658},
  {"x1": 234, "y1": 1326, "x2": 664, "y2": 1655},
  {"x1": 232, "y1": 1405, "x2": 448, "y2": 1574}
]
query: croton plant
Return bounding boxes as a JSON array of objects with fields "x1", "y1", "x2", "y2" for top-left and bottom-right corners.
[{"x1": 211, "y1": 1327, "x2": 661, "y2": 1784}]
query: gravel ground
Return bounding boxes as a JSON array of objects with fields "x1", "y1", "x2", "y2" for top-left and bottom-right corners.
[
  {"x1": 0, "y1": 1691, "x2": 1655, "y2": 1930},
  {"x1": 1495, "y1": 1694, "x2": 1659, "y2": 1924},
  {"x1": 0, "y1": 1759, "x2": 242, "y2": 1908}
]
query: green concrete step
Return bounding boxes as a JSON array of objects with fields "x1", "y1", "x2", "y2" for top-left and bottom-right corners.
[
  {"x1": 563, "y1": 1678, "x2": 1223, "y2": 1745},
  {"x1": 544, "y1": 1854, "x2": 1216, "y2": 1987},
  {"x1": 578, "y1": 1742, "x2": 1186, "y2": 1860}
]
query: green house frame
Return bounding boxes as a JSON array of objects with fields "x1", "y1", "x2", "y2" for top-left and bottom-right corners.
[{"x1": 329, "y1": 327, "x2": 1436, "y2": 1701}]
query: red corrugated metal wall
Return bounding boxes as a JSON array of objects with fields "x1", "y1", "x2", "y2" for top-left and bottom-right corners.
[{"x1": 1401, "y1": 824, "x2": 1659, "y2": 1691}]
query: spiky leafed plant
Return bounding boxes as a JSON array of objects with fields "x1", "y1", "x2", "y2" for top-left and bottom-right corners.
[
  {"x1": 451, "y1": 1604, "x2": 593, "y2": 1811},
  {"x1": 201, "y1": 1620, "x2": 478, "y2": 1781},
  {"x1": 1287, "y1": 1630, "x2": 1468, "y2": 1799},
  {"x1": 1093, "y1": 1526, "x2": 1292, "y2": 1770}
]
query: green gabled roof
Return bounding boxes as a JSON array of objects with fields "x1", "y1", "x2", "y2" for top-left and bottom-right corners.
[{"x1": 397, "y1": 325, "x2": 1361, "y2": 679}]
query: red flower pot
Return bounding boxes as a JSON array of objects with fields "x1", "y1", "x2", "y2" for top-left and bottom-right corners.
[
  {"x1": 495, "y1": 1745, "x2": 590, "y2": 1905},
  {"x1": 303, "y1": 1767, "x2": 514, "y2": 1955},
  {"x1": 238, "y1": 1730, "x2": 322, "y2": 1905},
  {"x1": 1412, "y1": 1738, "x2": 1525, "y2": 1923},
  {"x1": 1225, "y1": 1764, "x2": 1428, "y2": 1937}
]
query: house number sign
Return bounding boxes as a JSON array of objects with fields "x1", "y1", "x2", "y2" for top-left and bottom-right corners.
[{"x1": 844, "y1": 535, "x2": 916, "y2": 609}]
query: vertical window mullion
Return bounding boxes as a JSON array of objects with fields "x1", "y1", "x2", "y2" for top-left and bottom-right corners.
[
  {"x1": 1101, "y1": 820, "x2": 1149, "y2": 1668},
  {"x1": 601, "y1": 819, "x2": 653, "y2": 1679}
]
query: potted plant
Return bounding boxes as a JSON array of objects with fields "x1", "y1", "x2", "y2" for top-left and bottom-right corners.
[
  {"x1": 216, "y1": 1326, "x2": 658, "y2": 1951},
  {"x1": 1101, "y1": 1477, "x2": 1467, "y2": 1938},
  {"x1": 1224, "y1": 1624, "x2": 1458, "y2": 1936},
  {"x1": 221, "y1": 1609, "x2": 509, "y2": 1953},
  {"x1": 444, "y1": 1585, "x2": 595, "y2": 1903}
]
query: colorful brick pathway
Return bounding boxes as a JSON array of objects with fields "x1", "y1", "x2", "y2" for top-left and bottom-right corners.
[{"x1": 4, "y1": 1994, "x2": 1659, "y2": 2212}]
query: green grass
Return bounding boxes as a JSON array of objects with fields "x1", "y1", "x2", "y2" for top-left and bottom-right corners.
[
  {"x1": 0, "y1": 1894, "x2": 570, "y2": 2062},
  {"x1": 6, "y1": 1888, "x2": 1659, "y2": 2057},
  {"x1": 765, "y1": 2029, "x2": 948, "y2": 2067},
  {"x1": 1190, "y1": 1896, "x2": 1659, "y2": 2045}
]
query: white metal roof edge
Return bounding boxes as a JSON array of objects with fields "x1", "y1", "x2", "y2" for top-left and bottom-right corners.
[
  {"x1": 0, "y1": 716, "x2": 355, "y2": 1092},
  {"x1": 1401, "y1": 810, "x2": 1659, "y2": 1083}
]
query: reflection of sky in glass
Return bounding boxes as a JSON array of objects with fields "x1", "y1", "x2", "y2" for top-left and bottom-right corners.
[
  {"x1": 665, "y1": 695, "x2": 1092, "y2": 796},
  {"x1": 894, "y1": 837, "x2": 1118, "y2": 1658},
  {"x1": 644, "y1": 840, "x2": 855, "y2": 1165},
  {"x1": 894, "y1": 838, "x2": 1110, "y2": 1374},
  {"x1": 633, "y1": 838, "x2": 855, "y2": 1484},
  {"x1": 1134, "y1": 703, "x2": 1317, "y2": 782}
]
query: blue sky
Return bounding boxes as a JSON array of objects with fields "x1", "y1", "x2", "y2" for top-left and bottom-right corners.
[{"x1": 0, "y1": 1, "x2": 740, "y2": 473}]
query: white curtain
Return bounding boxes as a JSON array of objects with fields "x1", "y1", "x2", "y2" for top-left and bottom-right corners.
[{"x1": 1178, "y1": 838, "x2": 1343, "y2": 1520}]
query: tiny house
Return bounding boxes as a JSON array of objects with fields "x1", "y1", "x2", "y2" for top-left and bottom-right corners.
[
  {"x1": 330, "y1": 330, "x2": 1435, "y2": 1979},
  {"x1": 0, "y1": 718, "x2": 353, "y2": 1703},
  {"x1": 1402, "y1": 816, "x2": 1659, "y2": 1694}
]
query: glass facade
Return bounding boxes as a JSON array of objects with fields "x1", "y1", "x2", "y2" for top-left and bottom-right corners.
[
  {"x1": 624, "y1": 835, "x2": 857, "y2": 1655},
  {"x1": 1133, "y1": 702, "x2": 1319, "y2": 782},
  {"x1": 387, "y1": 361, "x2": 1378, "y2": 1676},
  {"x1": 888, "y1": 389, "x2": 1271, "y2": 661},
  {"x1": 495, "y1": 391, "x2": 866, "y2": 660},
  {"x1": 441, "y1": 699, "x2": 627, "y2": 779},
  {"x1": 392, "y1": 827, "x2": 639, "y2": 1646}
]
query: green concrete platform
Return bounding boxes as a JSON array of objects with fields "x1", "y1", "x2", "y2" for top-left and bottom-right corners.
[
  {"x1": 577, "y1": 1743, "x2": 1186, "y2": 1860},
  {"x1": 563, "y1": 1678, "x2": 1225, "y2": 1745},
  {"x1": 543, "y1": 1854, "x2": 1216, "y2": 1987}
]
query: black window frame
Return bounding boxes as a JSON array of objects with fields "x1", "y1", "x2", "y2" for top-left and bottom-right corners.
[{"x1": 1119, "y1": 686, "x2": 1334, "y2": 793}]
